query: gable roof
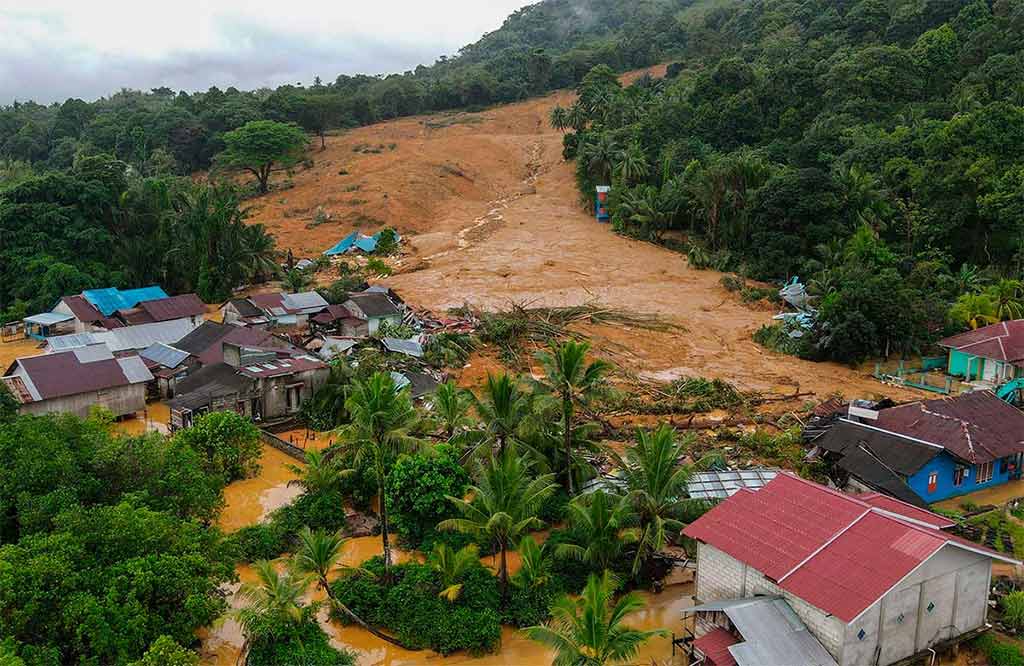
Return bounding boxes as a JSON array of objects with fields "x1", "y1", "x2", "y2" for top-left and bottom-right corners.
[
  {"x1": 940, "y1": 320, "x2": 1024, "y2": 363},
  {"x1": 312, "y1": 304, "x2": 356, "y2": 324},
  {"x1": 140, "y1": 342, "x2": 190, "y2": 369},
  {"x1": 683, "y1": 472, "x2": 1017, "y2": 623},
  {"x1": 169, "y1": 363, "x2": 253, "y2": 411},
  {"x1": 59, "y1": 295, "x2": 104, "y2": 323},
  {"x1": 173, "y1": 321, "x2": 299, "y2": 365},
  {"x1": 3, "y1": 346, "x2": 152, "y2": 402},
  {"x1": 281, "y1": 291, "x2": 329, "y2": 314},
  {"x1": 855, "y1": 492, "x2": 957, "y2": 530},
  {"x1": 347, "y1": 292, "x2": 401, "y2": 318},
  {"x1": 226, "y1": 298, "x2": 265, "y2": 319},
  {"x1": 138, "y1": 293, "x2": 206, "y2": 322},
  {"x1": 871, "y1": 391, "x2": 1024, "y2": 464},
  {"x1": 45, "y1": 319, "x2": 201, "y2": 354},
  {"x1": 82, "y1": 286, "x2": 169, "y2": 316}
]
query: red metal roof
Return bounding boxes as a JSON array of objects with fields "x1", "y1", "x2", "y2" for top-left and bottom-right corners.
[
  {"x1": 939, "y1": 320, "x2": 1024, "y2": 363},
  {"x1": 10, "y1": 350, "x2": 140, "y2": 400},
  {"x1": 60, "y1": 295, "x2": 103, "y2": 323},
  {"x1": 249, "y1": 292, "x2": 286, "y2": 312},
  {"x1": 693, "y1": 628, "x2": 738, "y2": 666},
  {"x1": 683, "y1": 473, "x2": 1018, "y2": 623},
  {"x1": 139, "y1": 293, "x2": 206, "y2": 322},
  {"x1": 872, "y1": 391, "x2": 1024, "y2": 464},
  {"x1": 312, "y1": 304, "x2": 355, "y2": 324},
  {"x1": 855, "y1": 492, "x2": 956, "y2": 530}
]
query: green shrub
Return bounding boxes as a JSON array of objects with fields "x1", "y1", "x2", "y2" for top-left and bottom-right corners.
[
  {"x1": 171, "y1": 411, "x2": 262, "y2": 481},
  {"x1": 228, "y1": 490, "x2": 348, "y2": 562},
  {"x1": 1004, "y1": 591, "x2": 1024, "y2": 631},
  {"x1": 973, "y1": 633, "x2": 1024, "y2": 666},
  {"x1": 503, "y1": 584, "x2": 558, "y2": 627},
  {"x1": 386, "y1": 446, "x2": 470, "y2": 547},
  {"x1": 247, "y1": 619, "x2": 354, "y2": 666},
  {"x1": 720, "y1": 274, "x2": 744, "y2": 292},
  {"x1": 333, "y1": 557, "x2": 501, "y2": 655},
  {"x1": 229, "y1": 523, "x2": 290, "y2": 561}
]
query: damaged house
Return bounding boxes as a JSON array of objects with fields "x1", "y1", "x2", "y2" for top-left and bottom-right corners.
[{"x1": 812, "y1": 392, "x2": 1024, "y2": 505}]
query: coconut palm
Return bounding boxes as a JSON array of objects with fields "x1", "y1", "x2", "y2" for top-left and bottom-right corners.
[
  {"x1": 950, "y1": 292, "x2": 998, "y2": 330},
  {"x1": 608, "y1": 425, "x2": 694, "y2": 577},
  {"x1": 615, "y1": 142, "x2": 649, "y2": 186},
  {"x1": 431, "y1": 380, "x2": 475, "y2": 440},
  {"x1": 336, "y1": 372, "x2": 421, "y2": 581},
  {"x1": 292, "y1": 527, "x2": 414, "y2": 649},
  {"x1": 555, "y1": 490, "x2": 636, "y2": 573},
  {"x1": 987, "y1": 279, "x2": 1024, "y2": 321},
  {"x1": 439, "y1": 445, "x2": 557, "y2": 599},
  {"x1": 470, "y1": 372, "x2": 533, "y2": 459},
  {"x1": 582, "y1": 134, "x2": 617, "y2": 185},
  {"x1": 515, "y1": 535, "x2": 555, "y2": 590},
  {"x1": 286, "y1": 450, "x2": 348, "y2": 496},
  {"x1": 241, "y1": 223, "x2": 280, "y2": 283},
  {"x1": 428, "y1": 542, "x2": 480, "y2": 602},
  {"x1": 523, "y1": 571, "x2": 667, "y2": 666},
  {"x1": 535, "y1": 340, "x2": 610, "y2": 495},
  {"x1": 550, "y1": 106, "x2": 570, "y2": 132},
  {"x1": 234, "y1": 560, "x2": 313, "y2": 638}
]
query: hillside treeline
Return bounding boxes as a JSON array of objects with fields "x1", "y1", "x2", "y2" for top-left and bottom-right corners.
[{"x1": 558, "y1": 0, "x2": 1024, "y2": 362}]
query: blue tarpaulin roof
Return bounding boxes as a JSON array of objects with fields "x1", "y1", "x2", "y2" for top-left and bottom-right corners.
[
  {"x1": 323, "y1": 231, "x2": 400, "y2": 256},
  {"x1": 82, "y1": 286, "x2": 169, "y2": 316}
]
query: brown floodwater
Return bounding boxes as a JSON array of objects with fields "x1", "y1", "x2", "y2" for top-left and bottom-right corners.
[{"x1": 218, "y1": 444, "x2": 303, "y2": 532}]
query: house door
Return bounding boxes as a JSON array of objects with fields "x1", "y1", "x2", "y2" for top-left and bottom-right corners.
[{"x1": 927, "y1": 472, "x2": 938, "y2": 494}]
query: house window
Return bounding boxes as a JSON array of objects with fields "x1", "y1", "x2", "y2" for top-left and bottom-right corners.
[
  {"x1": 896, "y1": 613, "x2": 905, "y2": 624},
  {"x1": 927, "y1": 602, "x2": 935, "y2": 614},
  {"x1": 953, "y1": 466, "x2": 967, "y2": 487},
  {"x1": 1002, "y1": 458, "x2": 1010, "y2": 474},
  {"x1": 977, "y1": 461, "x2": 994, "y2": 484},
  {"x1": 857, "y1": 629, "x2": 866, "y2": 641},
  {"x1": 927, "y1": 472, "x2": 938, "y2": 494}
]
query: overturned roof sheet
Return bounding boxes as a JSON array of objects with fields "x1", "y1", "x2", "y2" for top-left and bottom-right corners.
[
  {"x1": 317, "y1": 336, "x2": 358, "y2": 360},
  {"x1": 687, "y1": 469, "x2": 778, "y2": 500},
  {"x1": 347, "y1": 292, "x2": 401, "y2": 318},
  {"x1": 323, "y1": 232, "x2": 358, "y2": 256},
  {"x1": 382, "y1": 337, "x2": 423, "y2": 358},
  {"x1": 82, "y1": 286, "x2": 169, "y2": 316}
]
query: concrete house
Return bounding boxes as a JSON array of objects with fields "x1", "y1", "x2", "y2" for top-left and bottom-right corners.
[
  {"x1": 683, "y1": 473, "x2": 1017, "y2": 666},
  {"x1": 310, "y1": 304, "x2": 368, "y2": 337},
  {"x1": 343, "y1": 292, "x2": 403, "y2": 334},
  {"x1": 2, "y1": 345, "x2": 153, "y2": 419},
  {"x1": 814, "y1": 392, "x2": 1024, "y2": 504},
  {"x1": 940, "y1": 320, "x2": 1024, "y2": 384},
  {"x1": 139, "y1": 342, "x2": 193, "y2": 399},
  {"x1": 246, "y1": 291, "x2": 330, "y2": 328}
]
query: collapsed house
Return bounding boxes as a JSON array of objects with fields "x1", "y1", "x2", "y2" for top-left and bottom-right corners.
[
  {"x1": 683, "y1": 472, "x2": 1016, "y2": 666},
  {"x1": 812, "y1": 392, "x2": 1024, "y2": 505},
  {"x1": 2, "y1": 344, "x2": 153, "y2": 419},
  {"x1": 343, "y1": 291, "x2": 403, "y2": 334}
]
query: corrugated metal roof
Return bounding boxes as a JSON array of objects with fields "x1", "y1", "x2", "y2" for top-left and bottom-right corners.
[
  {"x1": 59, "y1": 296, "x2": 103, "y2": 323},
  {"x1": 82, "y1": 286, "x2": 169, "y2": 316},
  {"x1": 318, "y1": 337, "x2": 358, "y2": 359},
  {"x1": 390, "y1": 371, "x2": 411, "y2": 391},
  {"x1": 693, "y1": 628, "x2": 738, "y2": 666},
  {"x1": 855, "y1": 493, "x2": 956, "y2": 529},
  {"x1": 46, "y1": 332, "x2": 101, "y2": 351},
  {"x1": 323, "y1": 232, "x2": 358, "y2": 256},
  {"x1": 72, "y1": 344, "x2": 114, "y2": 363},
  {"x1": 684, "y1": 473, "x2": 1019, "y2": 623},
  {"x1": 282, "y1": 291, "x2": 329, "y2": 313},
  {"x1": 691, "y1": 598, "x2": 837, "y2": 666},
  {"x1": 98, "y1": 318, "x2": 201, "y2": 353},
  {"x1": 347, "y1": 292, "x2": 401, "y2": 318},
  {"x1": 116, "y1": 355, "x2": 155, "y2": 384},
  {"x1": 140, "y1": 342, "x2": 190, "y2": 369},
  {"x1": 687, "y1": 469, "x2": 778, "y2": 500},
  {"x1": 24, "y1": 312, "x2": 74, "y2": 325},
  {"x1": 6, "y1": 350, "x2": 137, "y2": 400},
  {"x1": 138, "y1": 293, "x2": 206, "y2": 322}
]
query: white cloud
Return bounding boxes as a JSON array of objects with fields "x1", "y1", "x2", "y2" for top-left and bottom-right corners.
[{"x1": 0, "y1": 0, "x2": 535, "y2": 103}]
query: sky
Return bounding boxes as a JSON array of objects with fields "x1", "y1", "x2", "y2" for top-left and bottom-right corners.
[{"x1": 0, "y1": 0, "x2": 536, "y2": 105}]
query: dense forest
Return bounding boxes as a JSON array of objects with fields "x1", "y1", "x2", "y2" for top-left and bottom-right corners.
[
  {"x1": 0, "y1": 1, "x2": 687, "y2": 175},
  {"x1": 557, "y1": 0, "x2": 1024, "y2": 361}
]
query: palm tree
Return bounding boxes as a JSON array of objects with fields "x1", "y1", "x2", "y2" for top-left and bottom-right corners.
[
  {"x1": 282, "y1": 267, "x2": 313, "y2": 293},
  {"x1": 337, "y1": 372, "x2": 421, "y2": 581},
  {"x1": 615, "y1": 142, "x2": 649, "y2": 187},
  {"x1": 535, "y1": 341, "x2": 610, "y2": 495},
  {"x1": 234, "y1": 560, "x2": 312, "y2": 639},
  {"x1": 608, "y1": 425, "x2": 694, "y2": 577},
  {"x1": 950, "y1": 292, "x2": 998, "y2": 330},
  {"x1": 439, "y1": 445, "x2": 557, "y2": 599},
  {"x1": 515, "y1": 535, "x2": 554, "y2": 590},
  {"x1": 555, "y1": 490, "x2": 636, "y2": 573},
  {"x1": 292, "y1": 527, "x2": 415, "y2": 649},
  {"x1": 428, "y1": 542, "x2": 480, "y2": 602},
  {"x1": 523, "y1": 571, "x2": 667, "y2": 666},
  {"x1": 583, "y1": 134, "x2": 617, "y2": 185},
  {"x1": 471, "y1": 372, "x2": 533, "y2": 459},
  {"x1": 431, "y1": 380, "x2": 474, "y2": 440},
  {"x1": 954, "y1": 264, "x2": 984, "y2": 295},
  {"x1": 550, "y1": 106, "x2": 570, "y2": 132},
  {"x1": 241, "y1": 223, "x2": 280, "y2": 283},
  {"x1": 987, "y1": 279, "x2": 1024, "y2": 321},
  {"x1": 286, "y1": 449, "x2": 348, "y2": 496}
]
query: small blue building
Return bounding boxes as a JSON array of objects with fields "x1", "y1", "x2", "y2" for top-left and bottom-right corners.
[{"x1": 814, "y1": 391, "x2": 1024, "y2": 506}]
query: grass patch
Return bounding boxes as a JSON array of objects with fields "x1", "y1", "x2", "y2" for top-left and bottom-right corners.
[
  {"x1": 963, "y1": 510, "x2": 1024, "y2": 559},
  {"x1": 972, "y1": 633, "x2": 1024, "y2": 666}
]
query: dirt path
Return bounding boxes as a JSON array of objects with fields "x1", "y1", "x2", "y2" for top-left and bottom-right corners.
[{"x1": 249, "y1": 65, "x2": 913, "y2": 402}]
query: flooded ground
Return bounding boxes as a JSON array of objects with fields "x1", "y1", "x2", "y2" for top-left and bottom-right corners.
[
  {"x1": 274, "y1": 427, "x2": 338, "y2": 452},
  {"x1": 218, "y1": 444, "x2": 303, "y2": 532}
]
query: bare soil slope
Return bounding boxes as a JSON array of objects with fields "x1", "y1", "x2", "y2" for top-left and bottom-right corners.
[{"x1": 249, "y1": 65, "x2": 909, "y2": 400}]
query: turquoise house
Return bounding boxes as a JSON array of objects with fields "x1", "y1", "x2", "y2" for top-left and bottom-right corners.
[{"x1": 940, "y1": 320, "x2": 1024, "y2": 383}]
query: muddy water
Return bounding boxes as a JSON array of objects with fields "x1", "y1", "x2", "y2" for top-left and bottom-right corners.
[{"x1": 219, "y1": 444, "x2": 303, "y2": 532}]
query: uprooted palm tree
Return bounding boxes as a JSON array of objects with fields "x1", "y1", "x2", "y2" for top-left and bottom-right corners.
[
  {"x1": 534, "y1": 340, "x2": 610, "y2": 495},
  {"x1": 609, "y1": 425, "x2": 696, "y2": 577},
  {"x1": 292, "y1": 527, "x2": 416, "y2": 649},
  {"x1": 336, "y1": 371, "x2": 421, "y2": 581},
  {"x1": 523, "y1": 570, "x2": 667, "y2": 666},
  {"x1": 428, "y1": 542, "x2": 481, "y2": 602},
  {"x1": 439, "y1": 445, "x2": 557, "y2": 599}
]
